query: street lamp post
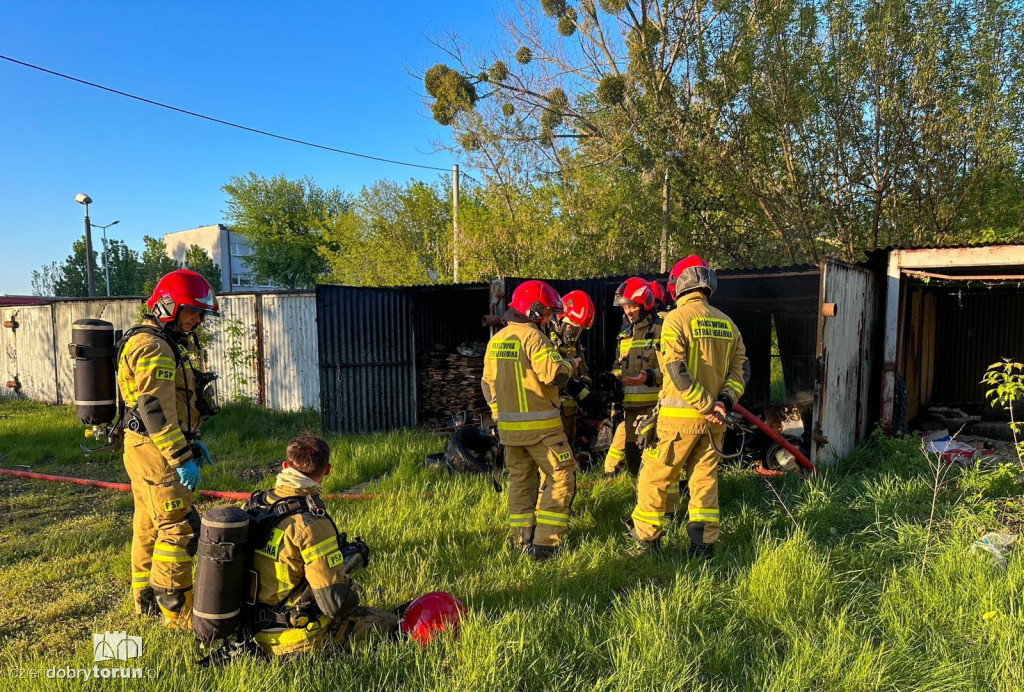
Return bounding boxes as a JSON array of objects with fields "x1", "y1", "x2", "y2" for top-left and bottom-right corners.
[
  {"x1": 92, "y1": 220, "x2": 120, "y2": 296},
  {"x1": 75, "y1": 193, "x2": 96, "y2": 297}
]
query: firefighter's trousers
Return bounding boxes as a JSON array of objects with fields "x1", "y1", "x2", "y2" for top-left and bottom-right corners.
[
  {"x1": 560, "y1": 396, "x2": 578, "y2": 447},
  {"x1": 254, "y1": 606, "x2": 400, "y2": 657},
  {"x1": 603, "y1": 407, "x2": 651, "y2": 475},
  {"x1": 631, "y1": 428, "x2": 723, "y2": 543},
  {"x1": 505, "y1": 432, "x2": 576, "y2": 548},
  {"x1": 124, "y1": 432, "x2": 200, "y2": 615},
  {"x1": 605, "y1": 408, "x2": 680, "y2": 514}
]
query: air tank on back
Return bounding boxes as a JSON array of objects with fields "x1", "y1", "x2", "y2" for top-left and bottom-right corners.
[{"x1": 69, "y1": 318, "x2": 117, "y2": 426}]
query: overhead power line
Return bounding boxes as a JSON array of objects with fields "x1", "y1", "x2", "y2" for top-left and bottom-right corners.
[{"x1": 0, "y1": 53, "x2": 453, "y2": 172}]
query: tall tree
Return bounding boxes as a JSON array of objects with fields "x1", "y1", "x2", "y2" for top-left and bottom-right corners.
[
  {"x1": 223, "y1": 173, "x2": 349, "y2": 289},
  {"x1": 322, "y1": 179, "x2": 453, "y2": 285},
  {"x1": 424, "y1": 0, "x2": 1024, "y2": 265},
  {"x1": 139, "y1": 235, "x2": 180, "y2": 297},
  {"x1": 183, "y1": 244, "x2": 222, "y2": 290},
  {"x1": 101, "y1": 239, "x2": 144, "y2": 296},
  {"x1": 35, "y1": 236, "x2": 97, "y2": 297}
]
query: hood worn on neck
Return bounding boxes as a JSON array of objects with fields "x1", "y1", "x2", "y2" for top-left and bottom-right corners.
[{"x1": 274, "y1": 466, "x2": 324, "y2": 497}]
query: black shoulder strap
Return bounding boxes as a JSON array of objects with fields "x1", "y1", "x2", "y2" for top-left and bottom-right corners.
[{"x1": 117, "y1": 324, "x2": 183, "y2": 369}]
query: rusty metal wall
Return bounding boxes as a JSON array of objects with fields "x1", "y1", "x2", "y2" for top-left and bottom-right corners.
[
  {"x1": 3, "y1": 293, "x2": 321, "y2": 413},
  {"x1": 813, "y1": 261, "x2": 879, "y2": 465},
  {"x1": 204, "y1": 295, "x2": 260, "y2": 402},
  {"x1": 0, "y1": 308, "x2": 13, "y2": 399},
  {"x1": 932, "y1": 290, "x2": 1024, "y2": 403},
  {"x1": 1, "y1": 305, "x2": 58, "y2": 403},
  {"x1": 317, "y1": 285, "x2": 416, "y2": 433},
  {"x1": 261, "y1": 293, "x2": 319, "y2": 410}
]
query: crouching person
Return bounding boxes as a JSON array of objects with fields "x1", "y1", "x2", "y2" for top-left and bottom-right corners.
[{"x1": 245, "y1": 433, "x2": 398, "y2": 656}]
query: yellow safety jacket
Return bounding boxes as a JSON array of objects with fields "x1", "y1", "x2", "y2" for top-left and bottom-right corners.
[
  {"x1": 549, "y1": 331, "x2": 589, "y2": 417},
  {"x1": 251, "y1": 482, "x2": 357, "y2": 656},
  {"x1": 117, "y1": 317, "x2": 200, "y2": 466},
  {"x1": 482, "y1": 315, "x2": 576, "y2": 445},
  {"x1": 612, "y1": 313, "x2": 663, "y2": 410},
  {"x1": 658, "y1": 292, "x2": 748, "y2": 434}
]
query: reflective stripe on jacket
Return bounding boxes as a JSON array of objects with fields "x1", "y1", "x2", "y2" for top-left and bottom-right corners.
[
  {"x1": 482, "y1": 319, "x2": 575, "y2": 445},
  {"x1": 117, "y1": 317, "x2": 199, "y2": 466},
  {"x1": 251, "y1": 484, "x2": 356, "y2": 655},
  {"x1": 658, "y1": 293, "x2": 748, "y2": 433},
  {"x1": 613, "y1": 314, "x2": 663, "y2": 409}
]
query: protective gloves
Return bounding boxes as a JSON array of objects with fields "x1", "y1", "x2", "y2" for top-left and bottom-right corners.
[
  {"x1": 191, "y1": 440, "x2": 215, "y2": 468},
  {"x1": 176, "y1": 460, "x2": 201, "y2": 491},
  {"x1": 634, "y1": 410, "x2": 659, "y2": 450}
]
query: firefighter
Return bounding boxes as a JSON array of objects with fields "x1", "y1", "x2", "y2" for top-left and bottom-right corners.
[
  {"x1": 249, "y1": 434, "x2": 399, "y2": 656},
  {"x1": 482, "y1": 280, "x2": 580, "y2": 560},
  {"x1": 602, "y1": 278, "x2": 663, "y2": 478},
  {"x1": 626, "y1": 255, "x2": 749, "y2": 558},
  {"x1": 549, "y1": 289, "x2": 596, "y2": 446},
  {"x1": 119, "y1": 269, "x2": 218, "y2": 626},
  {"x1": 649, "y1": 280, "x2": 672, "y2": 317}
]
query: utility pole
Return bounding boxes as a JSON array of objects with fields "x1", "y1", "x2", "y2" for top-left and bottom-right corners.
[
  {"x1": 76, "y1": 193, "x2": 96, "y2": 297},
  {"x1": 93, "y1": 220, "x2": 120, "y2": 296},
  {"x1": 453, "y1": 164, "x2": 460, "y2": 283},
  {"x1": 661, "y1": 167, "x2": 670, "y2": 273}
]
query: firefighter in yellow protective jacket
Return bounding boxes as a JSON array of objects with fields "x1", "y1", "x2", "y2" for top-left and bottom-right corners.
[
  {"x1": 627, "y1": 256, "x2": 749, "y2": 559},
  {"x1": 119, "y1": 269, "x2": 219, "y2": 625},
  {"x1": 548, "y1": 289, "x2": 596, "y2": 447},
  {"x1": 482, "y1": 280, "x2": 580, "y2": 560},
  {"x1": 603, "y1": 279, "x2": 662, "y2": 476},
  {"x1": 248, "y1": 434, "x2": 398, "y2": 656}
]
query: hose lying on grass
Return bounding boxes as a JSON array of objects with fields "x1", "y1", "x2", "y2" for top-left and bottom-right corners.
[{"x1": 0, "y1": 468, "x2": 376, "y2": 500}]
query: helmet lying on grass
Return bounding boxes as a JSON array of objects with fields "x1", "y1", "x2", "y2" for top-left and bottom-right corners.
[{"x1": 398, "y1": 591, "x2": 468, "y2": 645}]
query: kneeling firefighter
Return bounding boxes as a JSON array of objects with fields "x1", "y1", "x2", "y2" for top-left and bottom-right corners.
[
  {"x1": 193, "y1": 434, "x2": 466, "y2": 660},
  {"x1": 548, "y1": 289, "x2": 602, "y2": 449},
  {"x1": 119, "y1": 269, "x2": 220, "y2": 625},
  {"x1": 627, "y1": 256, "x2": 749, "y2": 558},
  {"x1": 482, "y1": 280, "x2": 580, "y2": 560}
]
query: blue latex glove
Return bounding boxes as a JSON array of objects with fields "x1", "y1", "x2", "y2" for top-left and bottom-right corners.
[
  {"x1": 191, "y1": 440, "x2": 214, "y2": 468},
  {"x1": 176, "y1": 460, "x2": 200, "y2": 491}
]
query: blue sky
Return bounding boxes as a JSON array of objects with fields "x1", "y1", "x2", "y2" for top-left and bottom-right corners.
[{"x1": 0, "y1": 1, "x2": 502, "y2": 294}]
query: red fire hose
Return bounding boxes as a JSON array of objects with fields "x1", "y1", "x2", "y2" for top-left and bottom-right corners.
[
  {"x1": 733, "y1": 404, "x2": 816, "y2": 474},
  {"x1": 0, "y1": 468, "x2": 376, "y2": 500}
]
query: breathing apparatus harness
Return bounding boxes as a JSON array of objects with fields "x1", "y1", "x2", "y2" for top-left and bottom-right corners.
[{"x1": 82, "y1": 321, "x2": 218, "y2": 454}]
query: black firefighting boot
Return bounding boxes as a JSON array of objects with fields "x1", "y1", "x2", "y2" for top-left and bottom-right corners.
[
  {"x1": 511, "y1": 526, "x2": 536, "y2": 553},
  {"x1": 622, "y1": 517, "x2": 662, "y2": 556},
  {"x1": 155, "y1": 587, "x2": 194, "y2": 629},
  {"x1": 527, "y1": 544, "x2": 560, "y2": 561},
  {"x1": 686, "y1": 522, "x2": 714, "y2": 561},
  {"x1": 135, "y1": 586, "x2": 160, "y2": 618}
]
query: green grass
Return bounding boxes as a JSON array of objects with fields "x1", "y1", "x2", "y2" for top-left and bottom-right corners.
[{"x1": 1, "y1": 399, "x2": 1023, "y2": 690}]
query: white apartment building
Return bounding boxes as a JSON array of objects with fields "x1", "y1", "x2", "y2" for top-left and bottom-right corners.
[{"x1": 163, "y1": 224, "x2": 275, "y2": 293}]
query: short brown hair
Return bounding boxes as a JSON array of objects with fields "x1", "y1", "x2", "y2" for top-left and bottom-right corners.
[{"x1": 286, "y1": 433, "x2": 331, "y2": 475}]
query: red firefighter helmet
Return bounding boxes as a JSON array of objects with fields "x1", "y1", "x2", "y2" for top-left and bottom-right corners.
[
  {"x1": 399, "y1": 591, "x2": 467, "y2": 646},
  {"x1": 510, "y1": 280, "x2": 563, "y2": 322},
  {"x1": 613, "y1": 277, "x2": 654, "y2": 311},
  {"x1": 147, "y1": 269, "x2": 219, "y2": 323},
  {"x1": 648, "y1": 281, "x2": 670, "y2": 309},
  {"x1": 668, "y1": 255, "x2": 717, "y2": 299},
  {"x1": 560, "y1": 290, "x2": 596, "y2": 329}
]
